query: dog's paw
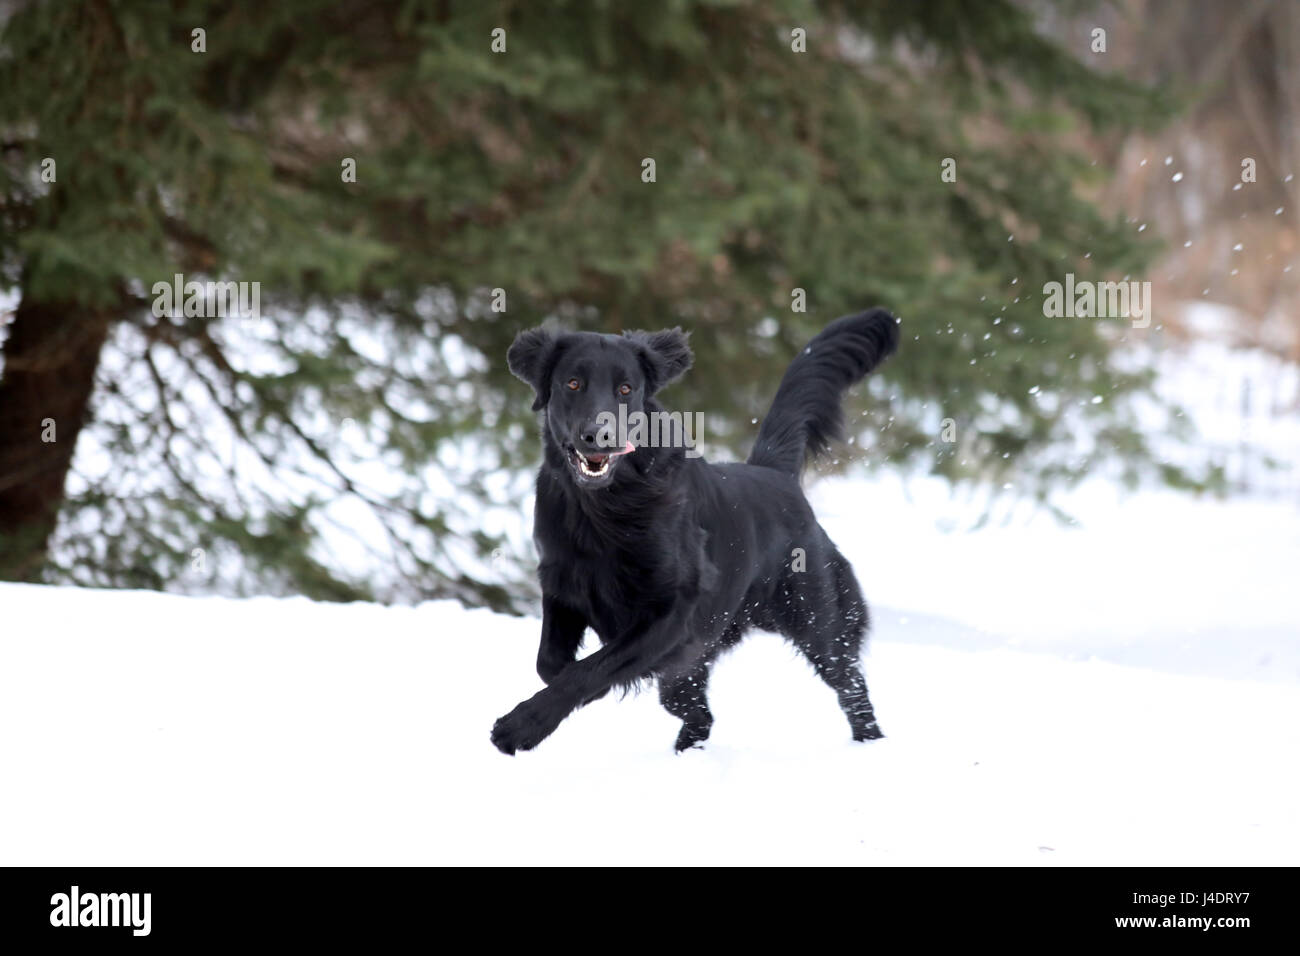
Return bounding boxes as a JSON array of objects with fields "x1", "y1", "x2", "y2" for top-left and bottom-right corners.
[
  {"x1": 490, "y1": 695, "x2": 560, "y2": 755},
  {"x1": 673, "y1": 722, "x2": 712, "y2": 753},
  {"x1": 852, "y1": 721, "x2": 885, "y2": 742}
]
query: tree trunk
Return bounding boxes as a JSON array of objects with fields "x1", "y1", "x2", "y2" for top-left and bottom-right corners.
[{"x1": 0, "y1": 295, "x2": 112, "y2": 581}]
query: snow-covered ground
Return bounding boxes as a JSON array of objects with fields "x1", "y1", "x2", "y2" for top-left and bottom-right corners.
[
  {"x1": 813, "y1": 474, "x2": 1300, "y2": 685},
  {"x1": 2, "y1": 470, "x2": 1297, "y2": 866}
]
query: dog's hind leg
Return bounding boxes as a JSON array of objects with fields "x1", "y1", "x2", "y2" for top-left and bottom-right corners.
[
  {"x1": 803, "y1": 643, "x2": 883, "y2": 741},
  {"x1": 786, "y1": 552, "x2": 884, "y2": 741},
  {"x1": 658, "y1": 628, "x2": 737, "y2": 752},
  {"x1": 659, "y1": 657, "x2": 715, "y2": 751}
]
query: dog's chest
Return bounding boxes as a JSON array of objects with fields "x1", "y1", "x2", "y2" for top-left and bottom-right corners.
[
  {"x1": 540, "y1": 538, "x2": 660, "y2": 603},
  {"x1": 536, "y1": 524, "x2": 677, "y2": 636}
]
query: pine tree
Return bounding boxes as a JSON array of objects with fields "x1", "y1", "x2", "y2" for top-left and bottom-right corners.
[{"x1": 0, "y1": 1, "x2": 1180, "y2": 611}]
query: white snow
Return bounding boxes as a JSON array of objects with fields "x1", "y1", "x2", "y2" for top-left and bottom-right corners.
[{"x1": 2, "y1": 469, "x2": 1297, "y2": 865}]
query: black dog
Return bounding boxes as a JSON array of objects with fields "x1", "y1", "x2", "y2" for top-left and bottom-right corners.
[{"x1": 491, "y1": 309, "x2": 899, "y2": 754}]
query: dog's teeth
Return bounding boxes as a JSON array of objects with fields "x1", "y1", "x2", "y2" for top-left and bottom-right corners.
[{"x1": 576, "y1": 453, "x2": 609, "y2": 478}]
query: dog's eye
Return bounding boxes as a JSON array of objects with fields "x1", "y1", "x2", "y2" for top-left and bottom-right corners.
[
  {"x1": 567, "y1": 378, "x2": 581, "y2": 391},
  {"x1": 619, "y1": 383, "x2": 632, "y2": 396}
]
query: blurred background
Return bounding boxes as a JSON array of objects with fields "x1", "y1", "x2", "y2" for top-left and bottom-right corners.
[{"x1": 1, "y1": 0, "x2": 1297, "y2": 620}]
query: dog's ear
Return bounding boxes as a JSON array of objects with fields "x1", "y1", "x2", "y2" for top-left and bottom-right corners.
[
  {"x1": 507, "y1": 327, "x2": 560, "y2": 410},
  {"x1": 626, "y1": 327, "x2": 693, "y2": 394}
]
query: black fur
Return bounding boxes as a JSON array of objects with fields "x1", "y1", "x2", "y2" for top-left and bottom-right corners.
[{"x1": 491, "y1": 309, "x2": 899, "y2": 754}]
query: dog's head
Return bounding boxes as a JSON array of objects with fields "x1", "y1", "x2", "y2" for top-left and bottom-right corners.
[{"x1": 508, "y1": 326, "x2": 692, "y2": 489}]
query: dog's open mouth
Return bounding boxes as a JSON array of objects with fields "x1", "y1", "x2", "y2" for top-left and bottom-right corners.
[
  {"x1": 569, "y1": 441, "x2": 636, "y2": 482},
  {"x1": 575, "y1": 450, "x2": 611, "y2": 477}
]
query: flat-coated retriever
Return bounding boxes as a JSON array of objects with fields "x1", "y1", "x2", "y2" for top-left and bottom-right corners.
[{"x1": 491, "y1": 309, "x2": 899, "y2": 754}]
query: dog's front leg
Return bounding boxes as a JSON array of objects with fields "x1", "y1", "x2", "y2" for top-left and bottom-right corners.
[
  {"x1": 536, "y1": 596, "x2": 587, "y2": 684},
  {"x1": 491, "y1": 607, "x2": 690, "y2": 755}
]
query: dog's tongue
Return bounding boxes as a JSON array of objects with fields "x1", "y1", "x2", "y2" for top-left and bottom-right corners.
[{"x1": 609, "y1": 440, "x2": 636, "y2": 458}]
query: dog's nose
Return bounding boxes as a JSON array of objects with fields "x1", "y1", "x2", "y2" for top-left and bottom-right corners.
[{"x1": 576, "y1": 420, "x2": 606, "y2": 450}]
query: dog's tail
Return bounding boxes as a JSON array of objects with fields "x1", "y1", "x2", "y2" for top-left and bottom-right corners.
[{"x1": 747, "y1": 309, "x2": 899, "y2": 477}]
